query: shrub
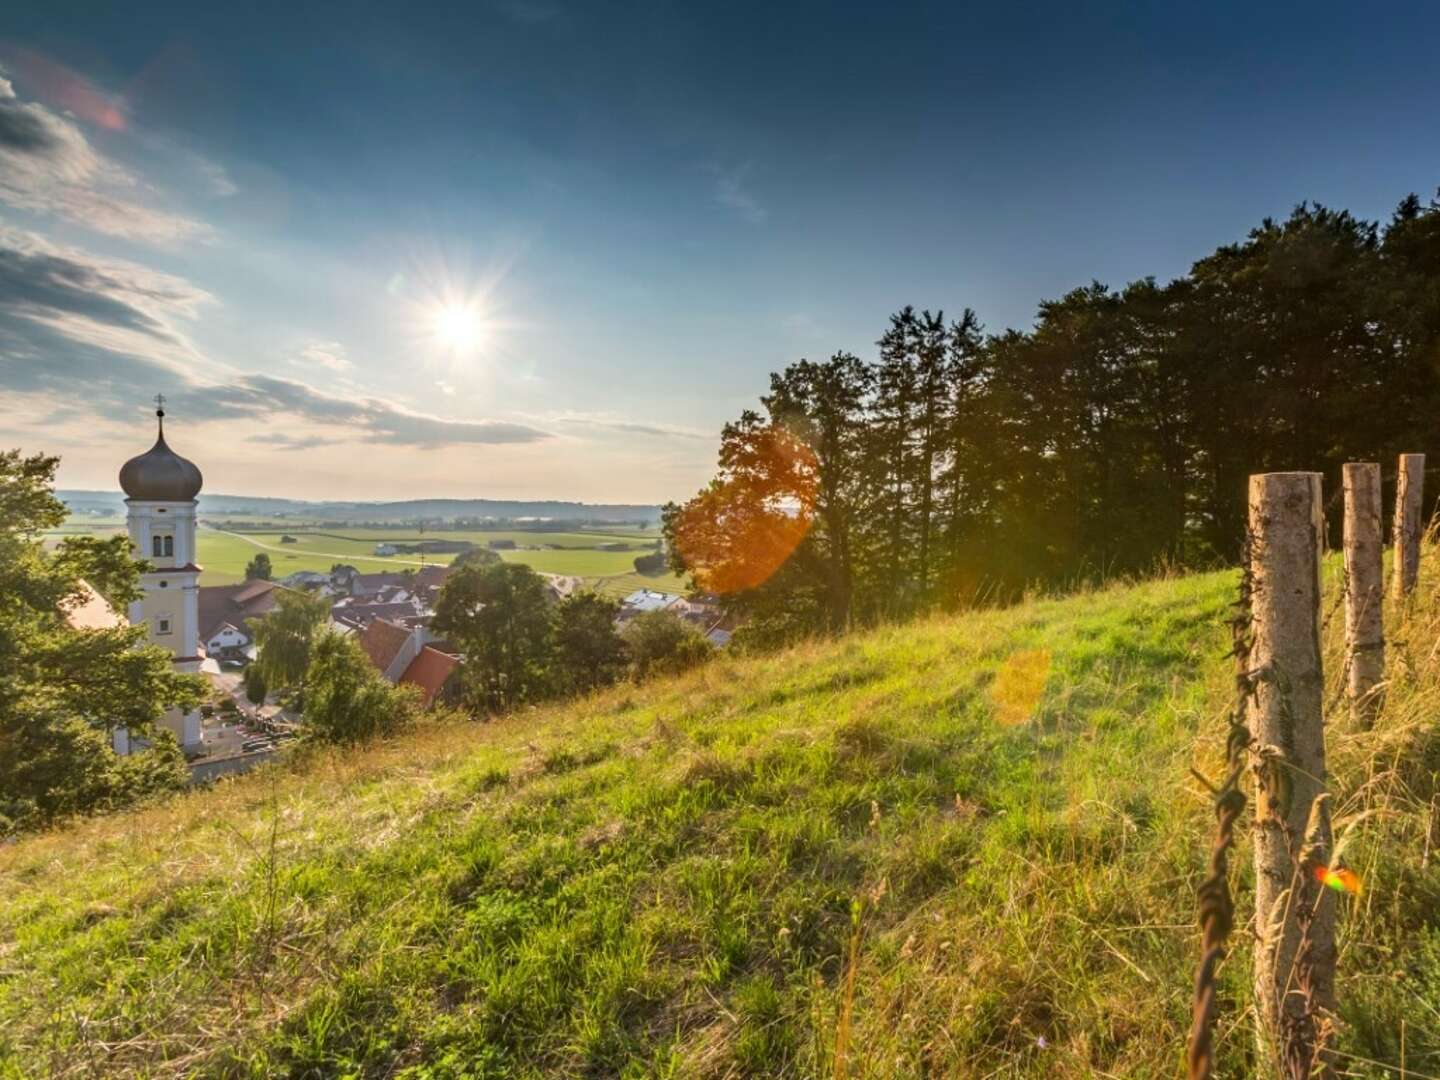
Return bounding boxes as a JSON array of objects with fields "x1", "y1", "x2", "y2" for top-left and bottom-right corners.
[
  {"x1": 633, "y1": 551, "x2": 667, "y2": 575},
  {"x1": 621, "y1": 610, "x2": 714, "y2": 680},
  {"x1": 243, "y1": 664, "x2": 268, "y2": 706},
  {"x1": 302, "y1": 632, "x2": 421, "y2": 745}
]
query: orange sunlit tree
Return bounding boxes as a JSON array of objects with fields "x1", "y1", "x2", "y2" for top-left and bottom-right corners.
[
  {"x1": 665, "y1": 353, "x2": 874, "y2": 645},
  {"x1": 666, "y1": 411, "x2": 817, "y2": 598}
]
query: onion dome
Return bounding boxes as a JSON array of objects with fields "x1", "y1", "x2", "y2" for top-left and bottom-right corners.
[{"x1": 119, "y1": 404, "x2": 203, "y2": 501}]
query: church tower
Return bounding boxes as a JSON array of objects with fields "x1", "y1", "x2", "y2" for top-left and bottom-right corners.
[{"x1": 119, "y1": 397, "x2": 205, "y2": 751}]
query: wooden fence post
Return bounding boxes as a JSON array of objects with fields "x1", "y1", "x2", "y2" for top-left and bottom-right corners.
[
  {"x1": 1247, "y1": 472, "x2": 1336, "y2": 1070},
  {"x1": 1393, "y1": 452, "x2": 1425, "y2": 598},
  {"x1": 1343, "y1": 463, "x2": 1384, "y2": 724}
]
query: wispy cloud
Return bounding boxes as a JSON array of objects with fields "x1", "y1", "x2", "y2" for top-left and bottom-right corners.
[
  {"x1": 547, "y1": 411, "x2": 712, "y2": 441},
  {"x1": 0, "y1": 71, "x2": 210, "y2": 245},
  {"x1": 0, "y1": 226, "x2": 552, "y2": 449},
  {"x1": 711, "y1": 162, "x2": 767, "y2": 224},
  {"x1": 195, "y1": 157, "x2": 238, "y2": 198},
  {"x1": 245, "y1": 432, "x2": 340, "y2": 452},
  {"x1": 294, "y1": 340, "x2": 351, "y2": 372}
]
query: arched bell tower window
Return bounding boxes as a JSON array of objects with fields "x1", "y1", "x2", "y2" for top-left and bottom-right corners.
[
  {"x1": 152, "y1": 533, "x2": 174, "y2": 559},
  {"x1": 164, "y1": 535, "x2": 174, "y2": 557},
  {"x1": 152, "y1": 535, "x2": 163, "y2": 557}
]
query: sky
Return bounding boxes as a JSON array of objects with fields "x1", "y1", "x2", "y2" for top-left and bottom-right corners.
[{"x1": 2, "y1": 1, "x2": 1439, "y2": 503}]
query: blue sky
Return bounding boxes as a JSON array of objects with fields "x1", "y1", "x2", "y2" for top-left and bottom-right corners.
[{"x1": 2, "y1": 1, "x2": 1438, "y2": 501}]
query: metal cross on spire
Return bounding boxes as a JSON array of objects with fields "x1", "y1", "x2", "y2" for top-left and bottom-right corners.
[{"x1": 154, "y1": 392, "x2": 167, "y2": 415}]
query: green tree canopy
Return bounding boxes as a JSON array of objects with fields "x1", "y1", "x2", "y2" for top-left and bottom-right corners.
[
  {"x1": 0, "y1": 450, "x2": 201, "y2": 835},
  {"x1": 432, "y1": 561, "x2": 554, "y2": 712},
  {"x1": 251, "y1": 588, "x2": 331, "y2": 690},
  {"x1": 452, "y1": 546, "x2": 502, "y2": 570},
  {"x1": 553, "y1": 591, "x2": 628, "y2": 695},
  {"x1": 302, "y1": 632, "x2": 420, "y2": 744},
  {"x1": 243, "y1": 663, "x2": 267, "y2": 707},
  {"x1": 244, "y1": 553, "x2": 273, "y2": 580},
  {"x1": 621, "y1": 610, "x2": 714, "y2": 681},
  {"x1": 666, "y1": 191, "x2": 1440, "y2": 637}
]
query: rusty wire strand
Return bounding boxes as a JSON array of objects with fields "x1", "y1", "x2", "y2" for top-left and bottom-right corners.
[{"x1": 1187, "y1": 533, "x2": 1258, "y2": 1080}]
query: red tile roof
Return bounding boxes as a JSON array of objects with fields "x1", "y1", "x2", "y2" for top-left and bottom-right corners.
[
  {"x1": 358, "y1": 617, "x2": 411, "y2": 674},
  {"x1": 398, "y1": 646, "x2": 460, "y2": 707}
]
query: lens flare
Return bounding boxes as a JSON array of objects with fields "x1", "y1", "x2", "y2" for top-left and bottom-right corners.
[
  {"x1": 1313, "y1": 865, "x2": 1362, "y2": 895},
  {"x1": 990, "y1": 648, "x2": 1052, "y2": 726},
  {"x1": 670, "y1": 424, "x2": 817, "y2": 594}
]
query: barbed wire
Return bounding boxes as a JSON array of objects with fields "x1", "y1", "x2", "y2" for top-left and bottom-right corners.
[{"x1": 1187, "y1": 530, "x2": 1258, "y2": 1080}]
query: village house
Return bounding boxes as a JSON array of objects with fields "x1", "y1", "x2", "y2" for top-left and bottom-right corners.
[
  {"x1": 197, "y1": 578, "x2": 286, "y2": 662},
  {"x1": 328, "y1": 565, "x2": 453, "y2": 634},
  {"x1": 348, "y1": 571, "x2": 413, "y2": 598},
  {"x1": 356, "y1": 616, "x2": 460, "y2": 708},
  {"x1": 617, "y1": 587, "x2": 732, "y2": 645},
  {"x1": 277, "y1": 569, "x2": 331, "y2": 590}
]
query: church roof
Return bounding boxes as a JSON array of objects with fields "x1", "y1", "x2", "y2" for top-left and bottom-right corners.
[
  {"x1": 61, "y1": 580, "x2": 126, "y2": 632},
  {"x1": 119, "y1": 408, "x2": 203, "y2": 502}
]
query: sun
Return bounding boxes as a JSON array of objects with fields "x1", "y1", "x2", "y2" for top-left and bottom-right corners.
[{"x1": 431, "y1": 303, "x2": 485, "y2": 352}]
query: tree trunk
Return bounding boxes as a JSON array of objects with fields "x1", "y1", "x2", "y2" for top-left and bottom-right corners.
[
  {"x1": 1393, "y1": 453, "x2": 1425, "y2": 598},
  {"x1": 1247, "y1": 472, "x2": 1336, "y2": 1069},
  {"x1": 1342, "y1": 463, "x2": 1384, "y2": 725}
]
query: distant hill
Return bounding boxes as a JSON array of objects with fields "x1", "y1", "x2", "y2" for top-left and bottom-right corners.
[{"x1": 56, "y1": 490, "x2": 661, "y2": 524}]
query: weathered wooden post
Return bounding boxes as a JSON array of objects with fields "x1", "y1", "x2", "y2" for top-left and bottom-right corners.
[
  {"x1": 1247, "y1": 472, "x2": 1335, "y2": 1071},
  {"x1": 1393, "y1": 452, "x2": 1425, "y2": 599},
  {"x1": 1343, "y1": 463, "x2": 1384, "y2": 723}
]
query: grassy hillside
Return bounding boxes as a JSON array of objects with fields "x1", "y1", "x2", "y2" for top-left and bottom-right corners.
[{"x1": 3, "y1": 561, "x2": 1439, "y2": 1077}]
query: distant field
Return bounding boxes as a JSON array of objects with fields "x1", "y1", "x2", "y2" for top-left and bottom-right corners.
[
  {"x1": 586, "y1": 570, "x2": 688, "y2": 598},
  {"x1": 46, "y1": 522, "x2": 686, "y2": 596}
]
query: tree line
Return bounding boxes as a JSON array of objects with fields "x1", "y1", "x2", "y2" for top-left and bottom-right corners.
[{"x1": 664, "y1": 193, "x2": 1440, "y2": 644}]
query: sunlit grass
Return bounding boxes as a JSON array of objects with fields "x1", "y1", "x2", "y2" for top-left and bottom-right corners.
[{"x1": 2, "y1": 550, "x2": 1437, "y2": 1077}]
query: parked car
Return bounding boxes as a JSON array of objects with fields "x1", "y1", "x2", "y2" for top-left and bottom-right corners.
[{"x1": 241, "y1": 739, "x2": 274, "y2": 753}]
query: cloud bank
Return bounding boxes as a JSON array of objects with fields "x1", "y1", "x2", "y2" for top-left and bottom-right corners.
[
  {"x1": 0, "y1": 226, "x2": 551, "y2": 448},
  {"x1": 0, "y1": 72, "x2": 209, "y2": 244}
]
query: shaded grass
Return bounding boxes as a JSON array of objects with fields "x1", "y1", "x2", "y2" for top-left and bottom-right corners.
[{"x1": 2, "y1": 556, "x2": 1438, "y2": 1078}]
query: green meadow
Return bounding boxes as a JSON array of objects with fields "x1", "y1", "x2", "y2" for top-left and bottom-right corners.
[
  {"x1": 3, "y1": 557, "x2": 1436, "y2": 1076},
  {"x1": 46, "y1": 522, "x2": 686, "y2": 596}
]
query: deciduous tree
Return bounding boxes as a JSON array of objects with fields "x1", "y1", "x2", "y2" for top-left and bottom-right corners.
[
  {"x1": 0, "y1": 450, "x2": 200, "y2": 835},
  {"x1": 433, "y1": 561, "x2": 555, "y2": 712}
]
